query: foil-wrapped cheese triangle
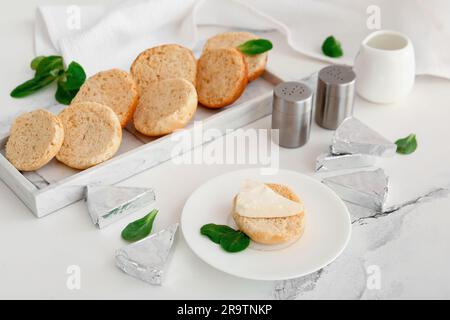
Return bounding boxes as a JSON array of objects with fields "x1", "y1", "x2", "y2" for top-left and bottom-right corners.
[
  {"x1": 115, "y1": 223, "x2": 178, "y2": 285},
  {"x1": 315, "y1": 153, "x2": 376, "y2": 172},
  {"x1": 331, "y1": 117, "x2": 397, "y2": 157},
  {"x1": 322, "y1": 168, "x2": 388, "y2": 211},
  {"x1": 86, "y1": 185, "x2": 155, "y2": 229}
]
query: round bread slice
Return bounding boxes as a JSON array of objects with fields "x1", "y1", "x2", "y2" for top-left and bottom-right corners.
[
  {"x1": 203, "y1": 32, "x2": 268, "y2": 81},
  {"x1": 130, "y1": 44, "x2": 196, "y2": 91},
  {"x1": 133, "y1": 78, "x2": 197, "y2": 136},
  {"x1": 56, "y1": 102, "x2": 122, "y2": 170},
  {"x1": 72, "y1": 69, "x2": 138, "y2": 128},
  {"x1": 196, "y1": 48, "x2": 248, "y2": 108},
  {"x1": 232, "y1": 183, "x2": 305, "y2": 245},
  {"x1": 6, "y1": 109, "x2": 64, "y2": 171}
]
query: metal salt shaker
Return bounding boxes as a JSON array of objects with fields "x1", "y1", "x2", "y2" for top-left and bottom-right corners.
[
  {"x1": 272, "y1": 81, "x2": 313, "y2": 148},
  {"x1": 315, "y1": 65, "x2": 356, "y2": 130}
]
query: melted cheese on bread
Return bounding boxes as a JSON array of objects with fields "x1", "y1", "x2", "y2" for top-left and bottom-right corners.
[{"x1": 235, "y1": 180, "x2": 303, "y2": 218}]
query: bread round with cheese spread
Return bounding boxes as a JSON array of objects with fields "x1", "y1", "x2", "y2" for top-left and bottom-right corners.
[
  {"x1": 232, "y1": 183, "x2": 305, "y2": 244},
  {"x1": 6, "y1": 109, "x2": 64, "y2": 171}
]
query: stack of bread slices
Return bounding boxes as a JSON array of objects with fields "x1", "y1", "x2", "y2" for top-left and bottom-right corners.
[{"x1": 6, "y1": 32, "x2": 269, "y2": 172}]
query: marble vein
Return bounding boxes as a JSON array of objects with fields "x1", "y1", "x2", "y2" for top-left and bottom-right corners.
[
  {"x1": 353, "y1": 186, "x2": 450, "y2": 225},
  {"x1": 22, "y1": 171, "x2": 50, "y2": 190},
  {"x1": 273, "y1": 269, "x2": 324, "y2": 300},
  {"x1": 273, "y1": 183, "x2": 450, "y2": 300}
]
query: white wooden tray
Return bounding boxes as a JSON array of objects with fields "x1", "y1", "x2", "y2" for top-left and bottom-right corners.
[{"x1": 0, "y1": 69, "x2": 285, "y2": 217}]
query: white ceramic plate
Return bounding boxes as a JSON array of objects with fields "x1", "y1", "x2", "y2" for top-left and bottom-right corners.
[{"x1": 181, "y1": 168, "x2": 351, "y2": 281}]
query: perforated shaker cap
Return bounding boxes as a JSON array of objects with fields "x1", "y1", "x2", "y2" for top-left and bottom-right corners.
[
  {"x1": 318, "y1": 65, "x2": 356, "y2": 97},
  {"x1": 273, "y1": 81, "x2": 313, "y2": 116},
  {"x1": 315, "y1": 65, "x2": 356, "y2": 129}
]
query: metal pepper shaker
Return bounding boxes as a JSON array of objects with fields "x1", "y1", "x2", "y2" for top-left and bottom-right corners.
[
  {"x1": 315, "y1": 65, "x2": 356, "y2": 130},
  {"x1": 272, "y1": 81, "x2": 313, "y2": 148}
]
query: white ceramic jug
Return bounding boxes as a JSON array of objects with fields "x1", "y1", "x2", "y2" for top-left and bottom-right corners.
[{"x1": 354, "y1": 30, "x2": 415, "y2": 104}]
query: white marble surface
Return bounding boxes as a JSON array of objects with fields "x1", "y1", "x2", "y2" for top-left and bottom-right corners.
[{"x1": 1, "y1": 0, "x2": 450, "y2": 299}]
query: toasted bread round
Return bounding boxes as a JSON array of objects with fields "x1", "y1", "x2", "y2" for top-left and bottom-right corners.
[
  {"x1": 196, "y1": 48, "x2": 248, "y2": 108},
  {"x1": 130, "y1": 44, "x2": 196, "y2": 91},
  {"x1": 72, "y1": 69, "x2": 138, "y2": 128},
  {"x1": 133, "y1": 78, "x2": 197, "y2": 136},
  {"x1": 232, "y1": 183, "x2": 305, "y2": 245},
  {"x1": 6, "y1": 109, "x2": 64, "y2": 171},
  {"x1": 56, "y1": 102, "x2": 122, "y2": 170},
  {"x1": 203, "y1": 32, "x2": 268, "y2": 81}
]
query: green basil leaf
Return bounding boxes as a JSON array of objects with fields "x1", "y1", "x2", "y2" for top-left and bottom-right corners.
[
  {"x1": 237, "y1": 39, "x2": 273, "y2": 55},
  {"x1": 121, "y1": 209, "x2": 158, "y2": 242},
  {"x1": 200, "y1": 224, "x2": 236, "y2": 244},
  {"x1": 321, "y1": 36, "x2": 343, "y2": 58},
  {"x1": 30, "y1": 56, "x2": 45, "y2": 70},
  {"x1": 395, "y1": 134, "x2": 417, "y2": 155},
  {"x1": 64, "y1": 61, "x2": 86, "y2": 90},
  {"x1": 10, "y1": 74, "x2": 57, "y2": 98},
  {"x1": 55, "y1": 61, "x2": 86, "y2": 104},
  {"x1": 220, "y1": 231, "x2": 250, "y2": 253},
  {"x1": 35, "y1": 56, "x2": 64, "y2": 78},
  {"x1": 12, "y1": 56, "x2": 87, "y2": 103},
  {"x1": 55, "y1": 80, "x2": 79, "y2": 105}
]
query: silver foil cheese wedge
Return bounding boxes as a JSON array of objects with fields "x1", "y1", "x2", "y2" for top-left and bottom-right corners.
[
  {"x1": 322, "y1": 168, "x2": 388, "y2": 212},
  {"x1": 115, "y1": 223, "x2": 178, "y2": 285},
  {"x1": 331, "y1": 117, "x2": 397, "y2": 157},
  {"x1": 344, "y1": 201, "x2": 378, "y2": 223},
  {"x1": 86, "y1": 185, "x2": 156, "y2": 229},
  {"x1": 315, "y1": 153, "x2": 376, "y2": 172}
]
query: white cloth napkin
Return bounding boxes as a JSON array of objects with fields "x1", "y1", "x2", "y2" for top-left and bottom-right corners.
[{"x1": 35, "y1": 0, "x2": 450, "y2": 78}]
